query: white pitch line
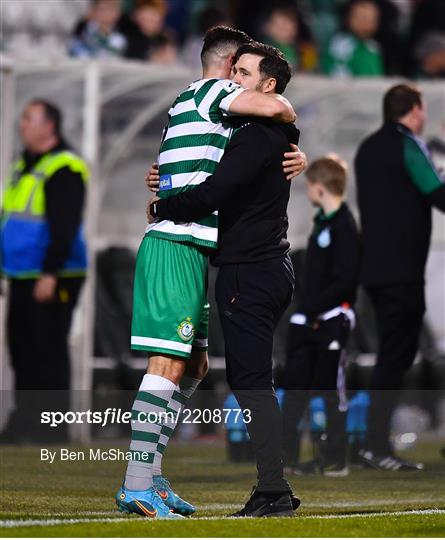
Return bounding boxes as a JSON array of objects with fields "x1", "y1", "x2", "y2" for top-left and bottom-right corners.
[
  {"x1": 200, "y1": 499, "x2": 442, "y2": 511},
  {"x1": 1, "y1": 509, "x2": 444, "y2": 528}
]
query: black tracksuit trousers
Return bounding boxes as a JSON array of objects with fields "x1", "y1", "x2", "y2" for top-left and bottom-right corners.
[
  {"x1": 6, "y1": 278, "x2": 83, "y2": 440},
  {"x1": 282, "y1": 314, "x2": 350, "y2": 467},
  {"x1": 364, "y1": 283, "x2": 425, "y2": 455},
  {"x1": 7, "y1": 278, "x2": 84, "y2": 391},
  {"x1": 215, "y1": 255, "x2": 295, "y2": 493}
]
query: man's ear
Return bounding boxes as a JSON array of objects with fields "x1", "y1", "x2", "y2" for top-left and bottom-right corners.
[{"x1": 264, "y1": 77, "x2": 277, "y2": 93}]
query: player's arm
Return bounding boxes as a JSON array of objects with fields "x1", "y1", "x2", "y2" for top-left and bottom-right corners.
[
  {"x1": 228, "y1": 91, "x2": 296, "y2": 123},
  {"x1": 403, "y1": 135, "x2": 445, "y2": 211},
  {"x1": 150, "y1": 125, "x2": 269, "y2": 222}
]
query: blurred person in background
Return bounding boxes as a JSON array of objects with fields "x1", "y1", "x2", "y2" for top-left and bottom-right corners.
[
  {"x1": 282, "y1": 155, "x2": 360, "y2": 478},
  {"x1": 370, "y1": 0, "x2": 401, "y2": 75},
  {"x1": 119, "y1": 0, "x2": 175, "y2": 62},
  {"x1": 405, "y1": 0, "x2": 445, "y2": 75},
  {"x1": 261, "y1": 3, "x2": 318, "y2": 71},
  {"x1": 148, "y1": 31, "x2": 178, "y2": 64},
  {"x1": 354, "y1": 84, "x2": 445, "y2": 470},
  {"x1": 413, "y1": 32, "x2": 445, "y2": 79},
  {"x1": 182, "y1": 6, "x2": 232, "y2": 69},
  {"x1": 69, "y1": 0, "x2": 127, "y2": 58},
  {"x1": 322, "y1": 0, "x2": 384, "y2": 76},
  {"x1": 0, "y1": 100, "x2": 88, "y2": 443}
]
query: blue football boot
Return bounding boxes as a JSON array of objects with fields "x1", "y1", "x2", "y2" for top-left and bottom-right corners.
[
  {"x1": 116, "y1": 485, "x2": 185, "y2": 519},
  {"x1": 153, "y1": 475, "x2": 196, "y2": 516}
]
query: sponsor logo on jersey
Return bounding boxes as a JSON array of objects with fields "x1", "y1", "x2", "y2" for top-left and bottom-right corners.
[{"x1": 159, "y1": 174, "x2": 172, "y2": 191}]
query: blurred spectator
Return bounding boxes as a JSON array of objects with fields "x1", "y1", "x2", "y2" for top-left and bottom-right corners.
[
  {"x1": 261, "y1": 4, "x2": 317, "y2": 71},
  {"x1": 413, "y1": 32, "x2": 445, "y2": 79},
  {"x1": 371, "y1": 0, "x2": 402, "y2": 75},
  {"x1": 69, "y1": 0, "x2": 127, "y2": 58},
  {"x1": 309, "y1": 0, "x2": 341, "y2": 54},
  {"x1": 408, "y1": 0, "x2": 445, "y2": 51},
  {"x1": 149, "y1": 31, "x2": 178, "y2": 64},
  {"x1": 322, "y1": 0, "x2": 384, "y2": 77},
  {"x1": 0, "y1": 100, "x2": 88, "y2": 442},
  {"x1": 182, "y1": 6, "x2": 231, "y2": 69},
  {"x1": 119, "y1": 0, "x2": 172, "y2": 61}
]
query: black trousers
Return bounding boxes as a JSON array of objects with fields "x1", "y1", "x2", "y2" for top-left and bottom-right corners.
[
  {"x1": 7, "y1": 277, "x2": 84, "y2": 391},
  {"x1": 282, "y1": 315, "x2": 350, "y2": 467},
  {"x1": 215, "y1": 255, "x2": 294, "y2": 492},
  {"x1": 5, "y1": 277, "x2": 83, "y2": 441},
  {"x1": 364, "y1": 283, "x2": 425, "y2": 455}
]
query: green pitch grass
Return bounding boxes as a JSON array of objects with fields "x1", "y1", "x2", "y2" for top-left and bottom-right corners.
[{"x1": 1, "y1": 439, "x2": 444, "y2": 537}]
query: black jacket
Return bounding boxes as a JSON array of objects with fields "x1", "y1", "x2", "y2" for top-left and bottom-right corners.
[
  {"x1": 355, "y1": 122, "x2": 445, "y2": 287},
  {"x1": 298, "y1": 203, "x2": 360, "y2": 318},
  {"x1": 153, "y1": 121, "x2": 300, "y2": 265}
]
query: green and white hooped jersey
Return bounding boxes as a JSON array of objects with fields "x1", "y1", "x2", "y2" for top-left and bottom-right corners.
[{"x1": 146, "y1": 78, "x2": 245, "y2": 250}]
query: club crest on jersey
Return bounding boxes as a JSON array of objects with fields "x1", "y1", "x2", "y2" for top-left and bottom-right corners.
[
  {"x1": 159, "y1": 174, "x2": 172, "y2": 191},
  {"x1": 177, "y1": 317, "x2": 195, "y2": 341},
  {"x1": 317, "y1": 227, "x2": 331, "y2": 248}
]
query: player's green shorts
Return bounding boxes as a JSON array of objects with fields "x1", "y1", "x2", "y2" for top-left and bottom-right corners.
[{"x1": 131, "y1": 234, "x2": 209, "y2": 359}]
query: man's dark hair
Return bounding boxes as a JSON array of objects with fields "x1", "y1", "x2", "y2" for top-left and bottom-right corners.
[
  {"x1": 29, "y1": 99, "x2": 62, "y2": 137},
  {"x1": 383, "y1": 84, "x2": 423, "y2": 122},
  {"x1": 232, "y1": 42, "x2": 292, "y2": 94},
  {"x1": 201, "y1": 26, "x2": 252, "y2": 68}
]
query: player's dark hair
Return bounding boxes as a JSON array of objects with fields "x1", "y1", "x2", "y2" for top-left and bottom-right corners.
[
  {"x1": 232, "y1": 42, "x2": 292, "y2": 94},
  {"x1": 383, "y1": 84, "x2": 423, "y2": 123},
  {"x1": 201, "y1": 26, "x2": 252, "y2": 69},
  {"x1": 29, "y1": 99, "x2": 62, "y2": 137}
]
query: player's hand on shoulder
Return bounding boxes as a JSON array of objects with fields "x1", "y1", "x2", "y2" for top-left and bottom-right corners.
[
  {"x1": 283, "y1": 144, "x2": 307, "y2": 180},
  {"x1": 145, "y1": 162, "x2": 160, "y2": 192}
]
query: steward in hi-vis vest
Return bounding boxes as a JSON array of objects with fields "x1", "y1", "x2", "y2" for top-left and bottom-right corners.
[
  {"x1": 0, "y1": 100, "x2": 88, "y2": 444},
  {"x1": 1, "y1": 150, "x2": 88, "y2": 278}
]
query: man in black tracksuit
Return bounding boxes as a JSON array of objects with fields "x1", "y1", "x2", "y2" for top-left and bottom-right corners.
[
  {"x1": 282, "y1": 156, "x2": 360, "y2": 477},
  {"x1": 150, "y1": 43, "x2": 301, "y2": 517},
  {"x1": 355, "y1": 84, "x2": 445, "y2": 470}
]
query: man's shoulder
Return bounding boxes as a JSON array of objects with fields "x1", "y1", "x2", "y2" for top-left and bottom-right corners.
[
  {"x1": 356, "y1": 125, "x2": 391, "y2": 158},
  {"x1": 230, "y1": 120, "x2": 276, "y2": 148},
  {"x1": 232, "y1": 119, "x2": 298, "y2": 142}
]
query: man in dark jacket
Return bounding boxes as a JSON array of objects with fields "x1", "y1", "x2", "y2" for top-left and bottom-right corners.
[{"x1": 354, "y1": 83, "x2": 445, "y2": 470}]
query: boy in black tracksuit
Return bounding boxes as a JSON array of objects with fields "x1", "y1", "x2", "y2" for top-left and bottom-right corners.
[{"x1": 282, "y1": 155, "x2": 360, "y2": 476}]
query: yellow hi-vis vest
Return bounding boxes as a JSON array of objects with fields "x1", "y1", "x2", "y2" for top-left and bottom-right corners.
[{"x1": 1, "y1": 150, "x2": 89, "y2": 278}]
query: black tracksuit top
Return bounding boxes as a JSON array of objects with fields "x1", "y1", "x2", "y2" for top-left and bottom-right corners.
[
  {"x1": 298, "y1": 203, "x2": 361, "y2": 318},
  {"x1": 154, "y1": 120, "x2": 300, "y2": 266},
  {"x1": 354, "y1": 122, "x2": 445, "y2": 287}
]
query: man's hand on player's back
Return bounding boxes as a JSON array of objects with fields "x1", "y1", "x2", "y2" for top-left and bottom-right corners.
[{"x1": 145, "y1": 146, "x2": 307, "y2": 193}]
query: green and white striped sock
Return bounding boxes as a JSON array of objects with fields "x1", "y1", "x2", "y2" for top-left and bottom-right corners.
[
  {"x1": 124, "y1": 374, "x2": 176, "y2": 491},
  {"x1": 152, "y1": 376, "x2": 201, "y2": 477}
]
